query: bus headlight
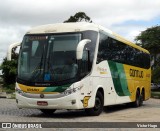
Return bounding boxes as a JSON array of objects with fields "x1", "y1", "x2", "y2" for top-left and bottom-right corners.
[
  {"x1": 63, "y1": 85, "x2": 83, "y2": 96},
  {"x1": 15, "y1": 88, "x2": 24, "y2": 95}
]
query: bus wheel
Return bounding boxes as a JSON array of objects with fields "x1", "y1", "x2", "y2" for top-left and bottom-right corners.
[
  {"x1": 133, "y1": 90, "x2": 141, "y2": 107},
  {"x1": 40, "y1": 109, "x2": 56, "y2": 115},
  {"x1": 85, "y1": 91, "x2": 103, "y2": 116},
  {"x1": 139, "y1": 90, "x2": 144, "y2": 106}
]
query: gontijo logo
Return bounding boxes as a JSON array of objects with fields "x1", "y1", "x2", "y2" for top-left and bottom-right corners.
[
  {"x1": 130, "y1": 69, "x2": 143, "y2": 78},
  {"x1": 27, "y1": 88, "x2": 39, "y2": 92}
]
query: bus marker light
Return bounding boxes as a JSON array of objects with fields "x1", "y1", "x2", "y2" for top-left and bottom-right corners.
[
  {"x1": 37, "y1": 101, "x2": 48, "y2": 106},
  {"x1": 83, "y1": 96, "x2": 91, "y2": 107}
]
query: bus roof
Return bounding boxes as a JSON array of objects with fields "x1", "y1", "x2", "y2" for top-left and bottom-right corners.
[
  {"x1": 27, "y1": 22, "x2": 100, "y2": 34},
  {"x1": 27, "y1": 22, "x2": 149, "y2": 54}
]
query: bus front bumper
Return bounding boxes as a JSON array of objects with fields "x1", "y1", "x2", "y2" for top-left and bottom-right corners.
[{"x1": 16, "y1": 92, "x2": 85, "y2": 110}]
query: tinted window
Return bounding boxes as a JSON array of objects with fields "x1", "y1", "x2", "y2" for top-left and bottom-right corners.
[
  {"x1": 82, "y1": 31, "x2": 98, "y2": 71},
  {"x1": 97, "y1": 32, "x2": 150, "y2": 69}
]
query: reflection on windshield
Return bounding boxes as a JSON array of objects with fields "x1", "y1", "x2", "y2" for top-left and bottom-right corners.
[{"x1": 18, "y1": 34, "x2": 81, "y2": 83}]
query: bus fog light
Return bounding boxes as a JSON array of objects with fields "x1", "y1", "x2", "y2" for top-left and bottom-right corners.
[{"x1": 71, "y1": 100, "x2": 76, "y2": 105}]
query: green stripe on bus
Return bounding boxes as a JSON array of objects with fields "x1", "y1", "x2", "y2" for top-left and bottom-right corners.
[
  {"x1": 108, "y1": 61, "x2": 130, "y2": 96},
  {"x1": 108, "y1": 61, "x2": 124, "y2": 96},
  {"x1": 116, "y1": 63, "x2": 130, "y2": 96},
  {"x1": 43, "y1": 84, "x2": 71, "y2": 92}
]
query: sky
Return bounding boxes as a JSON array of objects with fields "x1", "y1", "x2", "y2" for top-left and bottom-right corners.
[{"x1": 0, "y1": 0, "x2": 160, "y2": 64}]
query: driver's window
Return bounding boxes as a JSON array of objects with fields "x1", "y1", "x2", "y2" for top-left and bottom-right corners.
[{"x1": 21, "y1": 52, "x2": 28, "y2": 73}]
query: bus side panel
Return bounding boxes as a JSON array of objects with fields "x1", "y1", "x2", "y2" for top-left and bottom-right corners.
[
  {"x1": 91, "y1": 61, "x2": 131, "y2": 106},
  {"x1": 88, "y1": 60, "x2": 151, "y2": 107},
  {"x1": 123, "y1": 64, "x2": 151, "y2": 102},
  {"x1": 108, "y1": 61, "x2": 133, "y2": 104},
  {"x1": 91, "y1": 60, "x2": 117, "y2": 106}
]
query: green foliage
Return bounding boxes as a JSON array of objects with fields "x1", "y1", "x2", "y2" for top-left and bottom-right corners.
[
  {"x1": 152, "y1": 57, "x2": 160, "y2": 83},
  {"x1": 135, "y1": 26, "x2": 160, "y2": 66},
  {"x1": 0, "y1": 46, "x2": 19, "y2": 87},
  {"x1": 0, "y1": 58, "x2": 18, "y2": 85},
  {"x1": 2, "y1": 84, "x2": 15, "y2": 93},
  {"x1": 11, "y1": 46, "x2": 19, "y2": 60},
  {"x1": 135, "y1": 25, "x2": 160, "y2": 82},
  {"x1": 152, "y1": 66, "x2": 160, "y2": 83},
  {"x1": 64, "y1": 12, "x2": 92, "y2": 23},
  {"x1": 135, "y1": 26, "x2": 160, "y2": 48}
]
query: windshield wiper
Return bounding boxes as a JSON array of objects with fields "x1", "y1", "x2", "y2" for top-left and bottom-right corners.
[{"x1": 30, "y1": 45, "x2": 45, "y2": 81}]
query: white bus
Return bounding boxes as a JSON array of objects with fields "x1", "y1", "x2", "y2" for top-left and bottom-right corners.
[{"x1": 8, "y1": 23, "x2": 151, "y2": 116}]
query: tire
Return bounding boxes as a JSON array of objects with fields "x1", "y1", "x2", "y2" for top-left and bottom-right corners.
[
  {"x1": 132, "y1": 90, "x2": 141, "y2": 107},
  {"x1": 139, "y1": 90, "x2": 144, "y2": 106},
  {"x1": 85, "y1": 91, "x2": 104, "y2": 116},
  {"x1": 40, "y1": 109, "x2": 56, "y2": 115}
]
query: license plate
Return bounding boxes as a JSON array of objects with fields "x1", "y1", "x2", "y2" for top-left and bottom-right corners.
[{"x1": 37, "y1": 101, "x2": 48, "y2": 106}]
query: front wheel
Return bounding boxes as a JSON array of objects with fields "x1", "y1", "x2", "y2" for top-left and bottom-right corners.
[
  {"x1": 40, "y1": 109, "x2": 56, "y2": 116},
  {"x1": 85, "y1": 91, "x2": 104, "y2": 116}
]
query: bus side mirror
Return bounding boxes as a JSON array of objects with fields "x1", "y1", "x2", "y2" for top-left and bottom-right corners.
[
  {"x1": 7, "y1": 42, "x2": 21, "y2": 61},
  {"x1": 76, "y1": 39, "x2": 91, "y2": 60}
]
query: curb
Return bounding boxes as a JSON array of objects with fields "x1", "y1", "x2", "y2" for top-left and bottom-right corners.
[
  {"x1": 0, "y1": 92, "x2": 7, "y2": 98},
  {"x1": 0, "y1": 92, "x2": 15, "y2": 99}
]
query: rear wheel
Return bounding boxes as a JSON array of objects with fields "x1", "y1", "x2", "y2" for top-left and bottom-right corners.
[
  {"x1": 85, "y1": 91, "x2": 104, "y2": 116},
  {"x1": 140, "y1": 90, "x2": 145, "y2": 106},
  {"x1": 132, "y1": 90, "x2": 141, "y2": 107},
  {"x1": 40, "y1": 109, "x2": 56, "y2": 115}
]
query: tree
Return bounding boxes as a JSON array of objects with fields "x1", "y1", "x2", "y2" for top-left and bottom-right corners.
[
  {"x1": 11, "y1": 46, "x2": 19, "y2": 60},
  {"x1": 135, "y1": 26, "x2": 160, "y2": 67},
  {"x1": 151, "y1": 55, "x2": 160, "y2": 83},
  {"x1": 0, "y1": 47, "x2": 18, "y2": 85},
  {"x1": 64, "y1": 12, "x2": 92, "y2": 23},
  {"x1": 135, "y1": 25, "x2": 160, "y2": 83},
  {"x1": 152, "y1": 66, "x2": 160, "y2": 83}
]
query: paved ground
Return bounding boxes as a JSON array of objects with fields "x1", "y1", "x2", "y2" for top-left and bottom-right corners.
[
  {"x1": 0, "y1": 98, "x2": 159, "y2": 130},
  {"x1": 0, "y1": 98, "x2": 159, "y2": 123}
]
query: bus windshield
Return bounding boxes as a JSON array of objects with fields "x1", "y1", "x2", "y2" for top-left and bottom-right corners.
[{"x1": 18, "y1": 34, "x2": 81, "y2": 85}]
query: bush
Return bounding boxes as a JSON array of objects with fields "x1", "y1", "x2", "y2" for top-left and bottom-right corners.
[
  {"x1": 152, "y1": 66, "x2": 160, "y2": 83},
  {"x1": 0, "y1": 58, "x2": 18, "y2": 85}
]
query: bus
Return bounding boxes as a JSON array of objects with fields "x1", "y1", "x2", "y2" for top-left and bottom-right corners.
[{"x1": 8, "y1": 23, "x2": 151, "y2": 116}]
